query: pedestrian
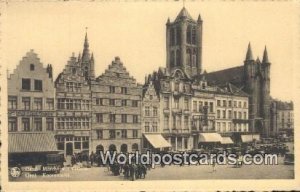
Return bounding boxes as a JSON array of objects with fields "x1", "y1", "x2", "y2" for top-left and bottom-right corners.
[
  {"x1": 212, "y1": 157, "x2": 216, "y2": 172},
  {"x1": 90, "y1": 151, "x2": 95, "y2": 166}
]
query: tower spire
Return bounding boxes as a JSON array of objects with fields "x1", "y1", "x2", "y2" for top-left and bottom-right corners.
[
  {"x1": 262, "y1": 46, "x2": 270, "y2": 63},
  {"x1": 82, "y1": 27, "x2": 90, "y2": 62},
  {"x1": 245, "y1": 42, "x2": 254, "y2": 61}
]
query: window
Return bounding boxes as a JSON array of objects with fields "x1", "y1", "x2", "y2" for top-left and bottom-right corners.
[
  {"x1": 110, "y1": 114, "x2": 116, "y2": 123},
  {"x1": 184, "y1": 98, "x2": 189, "y2": 110},
  {"x1": 121, "y1": 87, "x2": 127, "y2": 94},
  {"x1": 164, "y1": 97, "x2": 169, "y2": 108},
  {"x1": 8, "y1": 117, "x2": 17, "y2": 132},
  {"x1": 217, "y1": 110, "x2": 220, "y2": 119},
  {"x1": 187, "y1": 25, "x2": 192, "y2": 44},
  {"x1": 109, "y1": 86, "x2": 115, "y2": 93},
  {"x1": 109, "y1": 99, "x2": 115, "y2": 106},
  {"x1": 46, "y1": 98, "x2": 54, "y2": 110},
  {"x1": 30, "y1": 64, "x2": 35, "y2": 71},
  {"x1": 96, "y1": 114, "x2": 103, "y2": 123},
  {"x1": 121, "y1": 130, "x2": 127, "y2": 138},
  {"x1": 150, "y1": 95, "x2": 153, "y2": 100},
  {"x1": 22, "y1": 118, "x2": 30, "y2": 131},
  {"x1": 170, "y1": 51, "x2": 175, "y2": 67},
  {"x1": 82, "y1": 137, "x2": 89, "y2": 149},
  {"x1": 238, "y1": 112, "x2": 242, "y2": 119},
  {"x1": 22, "y1": 97, "x2": 31, "y2": 110},
  {"x1": 174, "y1": 98, "x2": 179, "y2": 109},
  {"x1": 228, "y1": 122, "x2": 232, "y2": 131},
  {"x1": 192, "y1": 27, "x2": 196, "y2": 44},
  {"x1": 234, "y1": 101, "x2": 237, "y2": 107},
  {"x1": 216, "y1": 122, "x2": 221, "y2": 132},
  {"x1": 133, "y1": 115, "x2": 138, "y2": 123},
  {"x1": 199, "y1": 101, "x2": 203, "y2": 112},
  {"x1": 74, "y1": 137, "x2": 81, "y2": 149},
  {"x1": 96, "y1": 98, "x2": 103, "y2": 106},
  {"x1": 22, "y1": 78, "x2": 31, "y2": 90},
  {"x1": 223, "y1": 100, "x2": 227, "y2": 107},
  {"x1": 234, "y1": 111, "x2": 237, "y2": 119},
  {"x1": 145, "y1": 106, "x2": 150, "y2": 116},
  {"x1": 145, "y1": 122, "x2": 150, "y2": 132},
  {"x1": 8, "y1": 96, "x2": 17, "y2": 109},
  {"x1": 121, "y1": 99, "x2": 127, "y2": 106},
  {"x1": 170, "y1": 28, "x2": 175, "y2": 46},
  {"x1": 176, "y1": 115, "x2": 181, "y2": 129},
  {"x1": 109, "y1": 130, "x2": 116, "y2": 139},
  {"x1": 244, "y1": 112, "x2": 247, "y2": 119},
  {"x1": 238, "y1": 101, "x2": 242, "y2": 108},
  {"x1": 153, "y1": 107, "x2": 158, "y2": 116},
  {"x1": 46, "y1": 118, "x2": 54, "y2": 131},
  {"x1": 34, "y1": 80, "x2": 43, "y2": 91},
  {"x1": 222, "y1": 110, "x2": 226, "y2": 119},
  {"x1": 228, "y1": 100, "x2": 232, "y2": 107},
  {"x1": 217, "y1": 100, "x2": 221, "y2": 107},
  {"x1": 228, "y1": 110, "x2": 232, "y2": 119},
  {"x1": 34, "y1": 118, "x2": 42, "y2": 131},
  {"x1": 132, "y1": 100, "x2": 138, "y2": 107},
  {"x1": 174, "y1": 83, "x2": 179, "y2": 91},
  {"x1": 209, "y1": 102, "x2": 214, "y2": 113},
  {"x1": 243, "y1": 102, "x2": 247, "y2": 108},
  {"x1": 133, "y1": 130, "x2": 138, "y2": 138},
  {"x1": 57, "y1": 98, "x2": 65, "y2": 109},
  {"x1": 121, "y1": 114, "x2": 127, "y2": 123},
  {"x1": 176, "y1": 27, "x2": 181, "y2": 45},
  {"x1": 33, "y1": 98, "x2": 43, "y2": 110},
  {"x1": 193, "y1": 101, "x2": 197, "y2": 112},
  {"x1": 184, "y1": 116, "x2": 188, "y2": 128},
  {"x1": 153, "y1": 122, "x2": 158, "y2": 132},
  {"x1": 164, "y1": 115, "x2": 169, "y2": 129},
  {"x1": 66, "y1": 82, "x2": 74, "y2": 92},
  {"x1": 96, "y1": 130, "x2": 103, "y2": 139}
]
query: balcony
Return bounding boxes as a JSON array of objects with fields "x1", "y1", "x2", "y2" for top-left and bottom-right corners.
[
  {"x1": 172, "y1": 108, "x2": 182, "y2": 114},
  {"x1": 171, "y1": 129, "x2": 190, "y2": 134}
]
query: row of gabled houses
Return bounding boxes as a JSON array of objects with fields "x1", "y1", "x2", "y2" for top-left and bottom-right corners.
[{"x1": 7, "y1": 7, "x2": 293, "y2": 156}]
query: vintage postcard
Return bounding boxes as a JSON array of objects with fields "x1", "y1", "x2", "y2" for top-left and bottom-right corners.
[{"x1": 0, "y1": 0, "x2": 299, "y2": 191}]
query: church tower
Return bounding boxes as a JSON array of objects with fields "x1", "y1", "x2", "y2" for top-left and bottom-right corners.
[
  {"x1": 166, "y1": 7, "x2": 203, "y2": 78},
  {"x1": 81, "y1": 32, "x2": 95, "y2": 80}
]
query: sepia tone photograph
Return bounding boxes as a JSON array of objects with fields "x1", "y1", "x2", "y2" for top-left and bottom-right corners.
[{"x1": 0, "y1": 0, "x2": 299, "y2": 191}]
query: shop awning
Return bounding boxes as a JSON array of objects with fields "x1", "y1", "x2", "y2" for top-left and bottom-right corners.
[
  {"x1": 199, "y1": 133, "x2": 223, "y2": 143},
  {"x1": 221, "y1": 137, "x2": 234, "y2": 144},
  {"x1": 241, "y1": 134, "x2": 260, "y2": 143},
  {"x1": 9, "y1": 132, "x2": 58, "y2": 153},
  {"x1": 144, "y1": 134, "x2": 172, "y2": 148}
]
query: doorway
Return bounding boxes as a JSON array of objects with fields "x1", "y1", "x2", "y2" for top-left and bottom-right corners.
[{"x1": 66, "y1": 143, "x2": 73, "y2": 156}]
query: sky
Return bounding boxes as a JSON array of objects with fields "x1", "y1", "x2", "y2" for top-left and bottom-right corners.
[{"x1": 3, "y1": 1, "x2": 299, "y2": 101}]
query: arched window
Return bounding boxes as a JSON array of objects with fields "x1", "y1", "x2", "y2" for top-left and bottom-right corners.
[
  {"x1": 120, "y1": 144, "x2": 128, "y2": 153},
  {"x1": 96, "y1": 145, "x2": 104, "y2": 155},
  {"x1": 176, "y1": 27, "x2": 181, "y2": 45},
  {"x1": 186, "y1": 49, "x2": 191, "y2": 65},
  {"x1": 176, "y1": 49, "x2": 181, "y2": 67},
  {"x1": 192, "y1": 49, "x2": 197, "y2": 67},
  {"x1": 170, "y1": 51, "x2": 175, "y2": 67},
  {"x1": 132, "y1": 143, "x2": 139, "y2": 152},
  {"x1": 108, "y1": 144, "x2": 117, "y2": 152},
  {"x1": 170, "y1": 28, "x2": 175, "y2": 46},
  {"x1": 187, "y1": 25, "x2": 192, "y2": 44},
  {"x1": 192, "y1": 27, "x2": 196, "y2": 45}
]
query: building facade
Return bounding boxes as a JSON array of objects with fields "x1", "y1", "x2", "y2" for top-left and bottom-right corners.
[
  {"x1": 90, "y1": 57, "x2": 142, "y2": 154},
  {"x1": 54, "y1": 34, "x2": 93, "y2": 156},
  {"x1": 271, "y1": 100, "x2": 294, "y2": 135},
  {"x1": 8, "y1": 50, "x2": 55, "y2": 133}
]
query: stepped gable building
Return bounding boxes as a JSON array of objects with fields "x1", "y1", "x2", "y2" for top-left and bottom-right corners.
[
  {"x1": 54, "y1": 33, "x2": 93, "y2": 156},
  {"x1": 7, "y1": 50, "x2": 57, "y2": 153},
  {"x1": 91, "y1": 57, "x2": 142, "y2": 154},
  {"x1": 8, "y1": 49, "x2": 55, "y2": 133},
  {"x1": 204, "y1": 44, "x2": 272, "y2": 137}
]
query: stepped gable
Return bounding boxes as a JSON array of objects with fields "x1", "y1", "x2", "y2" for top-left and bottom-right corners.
[{"x1": 96, "y1": 57, "x2": 137, "y2": 86}]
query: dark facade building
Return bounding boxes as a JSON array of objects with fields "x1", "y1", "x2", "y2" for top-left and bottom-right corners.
[
  {"x1": 204, "y1": 44, "x2": 272, "y2": 137},
  {"x1": 54, "y1": 34, "x2": 93, "y2": 156},
  {"x1": 91, "y1": 57, "x2": 142, "y2": 153}
]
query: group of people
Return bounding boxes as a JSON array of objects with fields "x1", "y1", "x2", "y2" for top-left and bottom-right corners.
[{"x1": 108, "y1": 161, "x2": 148, "y2": 181}]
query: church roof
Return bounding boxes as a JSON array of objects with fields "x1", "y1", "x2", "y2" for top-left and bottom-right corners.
[
  {"x1": 203, "y1": 66, "x2": 244, "y2": 88},
  {"x1": 175, "y1": 7, "x2": 194, "y2": 22}
]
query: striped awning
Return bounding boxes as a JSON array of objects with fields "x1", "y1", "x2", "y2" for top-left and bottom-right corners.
[
  {"x1": 144, "y1": 134, "x2": 172, "y2": 148},
  {"x1": 9, "y1": 132, "x2": 58, "y2": 153},
  {"x1": 199, "y1": 133, "x2": 223, "y2": 143},
  {"x1": 221, "y1": 137, "x2": 234, "y2": 144},
  {"x1": 241, "y1": 134, "x2": 260, "y2": 143}
]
